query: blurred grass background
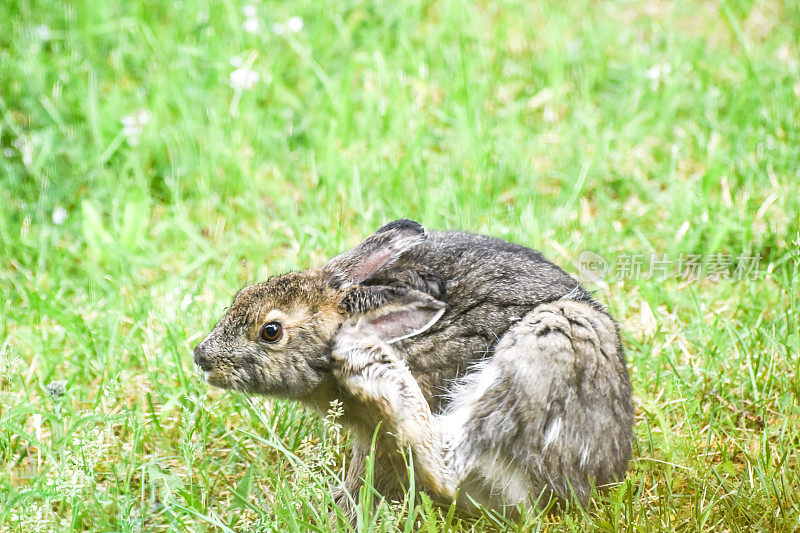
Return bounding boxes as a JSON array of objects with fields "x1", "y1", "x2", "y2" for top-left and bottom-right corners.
[{"x1": 1, "y1": 0, "x2": 799, "y2": 530}]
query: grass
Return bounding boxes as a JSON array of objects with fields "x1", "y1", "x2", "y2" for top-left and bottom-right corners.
[{"x1": 1, "y1": 0, "x2": 799, "y2": 530}]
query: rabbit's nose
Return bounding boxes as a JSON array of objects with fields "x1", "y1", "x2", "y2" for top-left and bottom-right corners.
[{"x1": 193, "y1": 343, "x2": 214, "y2": 371}]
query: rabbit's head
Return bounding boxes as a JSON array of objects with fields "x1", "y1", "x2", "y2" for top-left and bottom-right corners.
[{"x1": 193, "y1": 219, "x2": 446, "y2": 398}]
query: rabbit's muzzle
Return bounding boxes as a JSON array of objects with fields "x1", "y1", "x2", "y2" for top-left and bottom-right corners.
[{"x1": 193, "y1": 342, "x2": 214, "y2": 372}]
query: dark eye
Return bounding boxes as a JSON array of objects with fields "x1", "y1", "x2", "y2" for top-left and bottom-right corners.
[{"x1": 260, "y1": 322, "x2": 283, "y2": 343}]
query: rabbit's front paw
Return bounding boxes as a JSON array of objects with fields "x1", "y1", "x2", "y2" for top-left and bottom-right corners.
[
  {"x1": 331, "y1": 336, "x2": 415, "y2": 414},
  {"x1": 331, "y1": 332, "x2": 397, "y2": 377}
]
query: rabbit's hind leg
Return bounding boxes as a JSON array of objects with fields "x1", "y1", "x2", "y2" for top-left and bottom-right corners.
[
  {"x1": 438, "y1": 355, "x2": 537, "y2": 509},
  {"x1": 441, "y1": 299, "x2": 634, "y2": 508}
]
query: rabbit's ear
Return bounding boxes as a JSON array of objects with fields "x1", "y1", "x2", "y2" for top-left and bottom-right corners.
[
  {"x1": 345, "y1": 286, "x2": 445, "y2": 344},
  {"x1": 321, "y1": 219, "x2": 426, "y2": 288}
]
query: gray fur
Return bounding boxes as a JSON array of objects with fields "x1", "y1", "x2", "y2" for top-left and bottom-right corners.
[
  {"x1": 447, "y1": 300, "x2": 632, "y2": 507},
  {"x1": 193, "y1": 219, "x2": 634, "y2": 515}
]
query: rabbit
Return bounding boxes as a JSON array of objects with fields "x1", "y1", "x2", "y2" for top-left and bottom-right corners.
[{"x1": 193, "y1": 219, "x2": 634, "y2": 516}]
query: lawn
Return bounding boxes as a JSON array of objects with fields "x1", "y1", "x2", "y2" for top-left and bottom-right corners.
[{"x1": 1, "y1": 0, "x2": 799, "y2": 530}]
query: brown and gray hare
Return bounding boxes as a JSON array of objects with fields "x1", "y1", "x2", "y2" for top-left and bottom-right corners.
[{"x1": 194, "y1": 219, "x2": 634, "y2": 516}]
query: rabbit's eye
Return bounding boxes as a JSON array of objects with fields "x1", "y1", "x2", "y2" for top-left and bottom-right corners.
[{"x1": 260, "y1": 322, "x2": 283, "y2": 343}]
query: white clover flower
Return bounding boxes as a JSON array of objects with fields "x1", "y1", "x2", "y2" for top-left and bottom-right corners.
[
  {"x1": 36, "y1": 24, "x2": 52, "y2": 41},
  {"x1": 242, "y1": 4, "x2": 257, "y2": 18},
  {"x1": 646, "y1": 63, "x2": 672, "y2": 90},
  {"x1": 52, "y1": 206, "x2": 67, "y2": 225},
  {"x1": 121, "y1": 116, "x2": 138, "y2": 135},
  {"x1": 286, "y1": 16, "x2": 303, "y2": 33},
  {"x1": 230, "y1": 67, "x2": 260, "y2": 90},
  {"x1": 121, "y1": 110, "x2": 150, "y2": 146},
  {"x1": 12, "y1": 135, "x2": 34, "y2": 167},
  {"x1": 271, "y1": 22, "x2": 286, "y2": 35},
  {"x1": 242, "y1": 17, "x2": 259, "y2": 34}
]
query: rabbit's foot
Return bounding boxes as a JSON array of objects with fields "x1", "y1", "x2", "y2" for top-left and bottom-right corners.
[
  {"x1": 331, "y1": 333, "x2": 416, "y2": 417},
  {"x1": 331, "y1": 330, "x2": 396, "y2": 375}
]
